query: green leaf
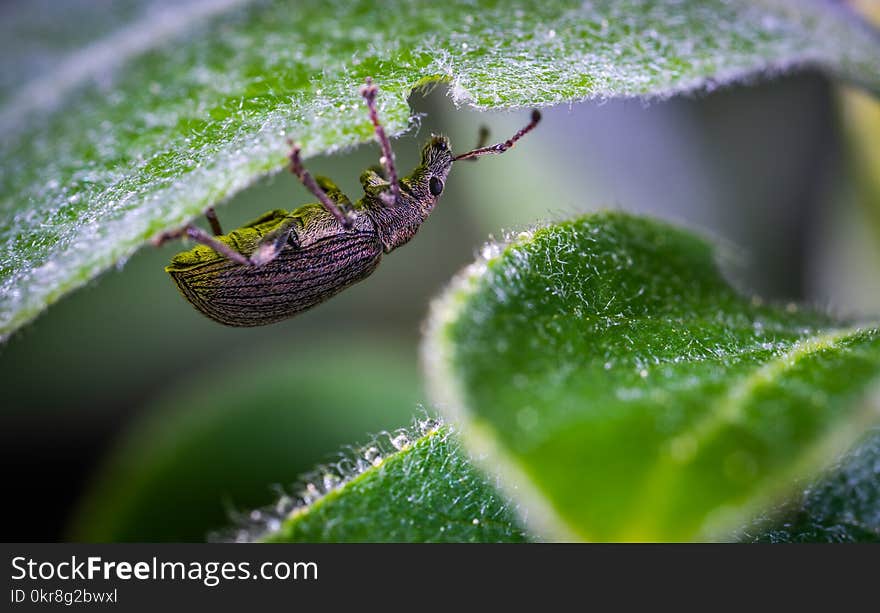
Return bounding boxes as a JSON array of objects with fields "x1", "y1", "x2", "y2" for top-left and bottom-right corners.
[
  {"x1": 424, "y1": 212, "x2": 880, "y2": 541},
  {"x1": 3, "y1": 1, "x2": 880, "y2": 340},
  {"x1": 256, "y1": 421, "x2": 528, "y2": 543},
  {"x1": 71, "y1": 339, "x2": 422, "y2": 542},
  {"x1": 743, "y1": 427, "x2": 880, "y2": 542}
]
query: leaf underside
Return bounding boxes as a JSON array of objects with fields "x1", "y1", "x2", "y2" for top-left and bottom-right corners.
[
  {"x1": 2, "y1": 0, "x2": 880, "y2": 339},
  {"x1": 424, "y1": 213, "x2": 880, "y2": 541}
]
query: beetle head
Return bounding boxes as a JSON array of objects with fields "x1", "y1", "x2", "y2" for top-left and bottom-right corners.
[
  {"x1": 421, "y1": 135, "x2": 453, "y2": 174},
  {"x1": 415, "y1": 134, "x2": 453, "y2": 201}
]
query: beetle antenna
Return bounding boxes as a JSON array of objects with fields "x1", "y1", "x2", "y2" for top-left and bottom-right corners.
[{"x1": 453, "y1": 110, "x2": 541, "y2": 161}]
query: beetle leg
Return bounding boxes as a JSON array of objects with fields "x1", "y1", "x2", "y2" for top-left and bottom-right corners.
[
  {"x1": 288, "y1": 143, "x2": 354, "y2": 229},
  {"x1": 153, "y1": 225, "x2": 250, "y2": 266},
  {"x1": 248, "y1": 218, "x2": 299, "y2": 266},
  {"x1": 315, "y1": 175, "x2": 354, "y2": 215},
  {"x1": 366, "y1": 164, "x2": 387, "y2": 180},
  {"x1": 360, "y1": 77, "x2": 400, "y2": 207},
  {"x1": 359, "y1": 168, "x2": 386, "y2": 193},
  {"x1": 205, "y1": 207, "x2": 223, "y2": 235}
]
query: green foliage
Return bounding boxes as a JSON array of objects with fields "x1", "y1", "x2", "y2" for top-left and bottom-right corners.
[
  {"x1": 259, "y1": 422, "x2": 528, "y2": 543},
  {"x1": 3, "y1": 0, "x2": 880, "y2": 340},
  {"x1": 251, "y1": 419, "x2": 880, "y2": 543},
  {"x1": 424, "y1": 213, "x2": 880, "y2": 541},
  {"x1": 743, "y1": 428, "x2": 880, "y2": 542},
  {"x1": 252, "y1": 419, "x2": 880, "y2": 543},
  {"x1": 71, "y1": 340, "x2": 421, "y2": 541}
]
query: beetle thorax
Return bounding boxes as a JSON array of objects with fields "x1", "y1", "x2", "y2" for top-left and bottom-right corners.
[
  {"x1": 368, "y1": 135, "x2": 453, "y2": 253},
  {"x1": 368, "y1": 189, "x2": 435, "y2": 252}
]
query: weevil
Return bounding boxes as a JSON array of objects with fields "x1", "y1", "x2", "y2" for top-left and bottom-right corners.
[{"x1": 154, "y1": 77, "x2": 541, "y2": 326}]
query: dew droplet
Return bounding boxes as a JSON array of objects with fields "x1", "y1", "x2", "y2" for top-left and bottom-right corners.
[
  {"x1": 363, "y1": 446, "x2": 382, "y2": 466},
  {"x1": 418, "y1": 418, "x2": 439, "y2": 434},
  {"x1": 275, "y1": 495, "x2": 293, "y2": 515},
  {"x1": 322, "y1": 473, "x2": 340, "y2": 491},
  {"x1": 391, "y1": 433, "x2": 410, "y2": 450}
]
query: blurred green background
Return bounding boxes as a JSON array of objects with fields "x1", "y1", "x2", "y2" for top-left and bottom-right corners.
[{"x1": 2, "y1": 65, "x2": 880, "y2": 540}]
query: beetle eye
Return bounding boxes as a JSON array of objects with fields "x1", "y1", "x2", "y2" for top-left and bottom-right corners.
[{"x1": 429, "y1": 176, "x2": 444, "y2": 196}]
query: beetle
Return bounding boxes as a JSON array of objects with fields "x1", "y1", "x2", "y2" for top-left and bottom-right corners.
[{"x1": 154, "y1": 77, "x2": 541, "y2": 326}]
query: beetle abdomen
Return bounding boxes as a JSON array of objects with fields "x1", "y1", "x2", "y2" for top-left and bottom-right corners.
[{"x1": 168, "y1": 229, "x2": 382, "y2": 326}]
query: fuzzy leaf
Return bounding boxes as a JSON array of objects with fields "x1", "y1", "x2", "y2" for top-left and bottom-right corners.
[
  {"x1": 254, "y1": 421, "x2": 529, "y2": 543},
  {"x1": 2, "y1": 1, "x2": 880, "y2": 339},
  {"x1": 742, "y1": 427, "x2": 880, "y2": 542},
  {"x1": 424, "y1": 213, "x2": 880, "y2": 541}
]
